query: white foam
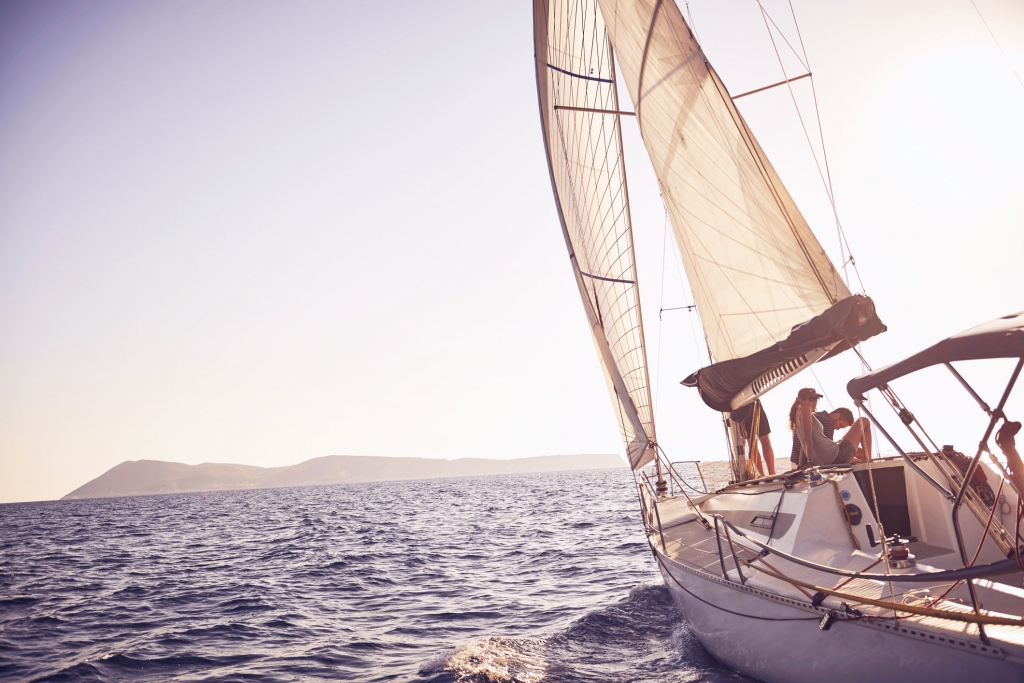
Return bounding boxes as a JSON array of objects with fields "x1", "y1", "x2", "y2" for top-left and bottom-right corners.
[{"x1": 432, "y1": 636, "x2": 547, "y2": 683}]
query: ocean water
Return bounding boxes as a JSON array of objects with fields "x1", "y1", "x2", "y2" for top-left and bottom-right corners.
[{"x1": 0, "y1": 468, "x2": 751, "y2": 682}]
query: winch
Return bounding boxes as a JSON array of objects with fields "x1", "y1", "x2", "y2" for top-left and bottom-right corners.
[{"x1": 886, "y1": 534, "x2": 916, "y2": 569}]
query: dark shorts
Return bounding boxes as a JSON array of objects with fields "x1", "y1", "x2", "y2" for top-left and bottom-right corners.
[
  {"x1": 834, "y1": 439, "x2": 857, "y2": 464},
  {"x1": 731, "y1": 401, "x2": 770, "y2": 439},
  {"x1": 812, "y1": 438, "x2": 856, "y2": 467}
]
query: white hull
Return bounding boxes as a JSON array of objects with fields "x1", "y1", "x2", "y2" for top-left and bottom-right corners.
[{"x1": 657, "y1": 550, "x2": 1024, "y2": 683}]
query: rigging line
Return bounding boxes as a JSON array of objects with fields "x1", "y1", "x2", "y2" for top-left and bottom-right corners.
[
  {"x1": 755, "y1": 1, "x2": 847, "y2": 297},
  {"x1": 654, "y1": 209, "x2": 669, "y2": 418},
  {"x1": 970, "y1": 0, "x2": 1024, "y2": 92},
  {"x1": 684, "y1": 0, "x2": 700, "y2": 44},
  {"x1": 759, "y1": 3, "x2": 809, "y2": 72},
  {"x1": 785, "y1": 0, "x2": 866, "y2": 294},
  {"x1": 849, "y1": 344, "x2": 880, "y2": 458},
  {"x1": 755, "y1": 2, "x2": 832, "y2": 214},
  {"x1": 808, "y1": 366, "x2": 833, "y2": 410},
  {"x1": 766, "y1": 486, "x2": 787, "y2": 546},
  {"x1": 614, "y1": 386, "x2": 632, "y2": 466}
]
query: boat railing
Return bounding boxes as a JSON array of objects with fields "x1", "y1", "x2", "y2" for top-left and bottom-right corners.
[
  {"x1": 639, "y1": 464, "x2": 1022, "y2": 589},
  {"x1": 669, "y1": 460, "x2": 707, "y2": 494},
  {"x1": 636, "y1": 471, "x2": 667, "y2": 553},
  {"x1": 853, "y1": 356, "x2": 1024, "y2": 644},
  {"x1": 711, "y1": 515, "x2": 746, "y2": 584},
  {"x1": 711, "y1": 513, "x2": 1022, "y2": 585},
  {"x1": 639, "y1": 447, "x2": 707, "y2": 498},
  {"x1": 705, "y1": 513, "x2": 1024, "y2": 634},
  {"x1": 640, "y1": 475, "x2": 1024, "y2": 635}
]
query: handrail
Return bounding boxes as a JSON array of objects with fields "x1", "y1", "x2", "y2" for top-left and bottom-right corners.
[
  {"x1": 712, "y1": 516, "x2": 730, "y2": 580},
  {"x1": 653, "y1": 446, "x2": 699, "y2": 496},
  {"x1": 638, "y1": 474, "x2": 667, "y2": 554},
  {"x1": 714, "y1": 515, "x2": 1023, "y2": 584},
  {"x1": 723, "y1": 521, "x2": 746, "y2": 584},
  {"x1": 636, "y1": 479, "x2": 652, "y2": 529},
  {"x1": 944, "y1": 362, "x2": 992, "y2": 415},
  {"x1": 949, "y1": 357, "x2": 1023, "y2": 645}
]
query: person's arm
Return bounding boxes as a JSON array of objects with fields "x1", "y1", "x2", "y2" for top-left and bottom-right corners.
[
  {"x1": 996, "y1": 422, "x2": 1024, "y2": 498},
  {"x1": 759, "y1": 435, "x2": 776, "y2": 475}
]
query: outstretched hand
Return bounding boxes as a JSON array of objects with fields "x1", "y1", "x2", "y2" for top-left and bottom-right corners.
[
  {"x1": 996, "y1": 420, "x2": 1021, "y2": 452},
  {"x1": 996, "y1": 421, "x2": 1024, "y2": 497}
]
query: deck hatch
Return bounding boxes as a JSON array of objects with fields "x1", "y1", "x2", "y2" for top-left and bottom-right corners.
[{"x1": 854, "y1": 467, "x2": 913, "y2": 538}]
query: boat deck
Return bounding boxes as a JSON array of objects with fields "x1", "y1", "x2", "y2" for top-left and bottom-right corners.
[{"x1": 649, "y1": 480, "x2": 1024, "y2": 654}]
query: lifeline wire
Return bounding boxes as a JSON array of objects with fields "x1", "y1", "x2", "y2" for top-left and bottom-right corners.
[{"x1": 970, "y1": 0, "x2": 1024, "y2": 92}]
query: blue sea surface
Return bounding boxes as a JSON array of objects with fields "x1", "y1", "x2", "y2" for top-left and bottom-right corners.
[{"x1": 0, "y1": 468, "x2": 751, "y2": 682}]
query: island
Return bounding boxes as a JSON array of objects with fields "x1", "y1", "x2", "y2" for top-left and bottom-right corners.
[{"x1": 61, "y1": 453, "x2": 627, "y2": 500}]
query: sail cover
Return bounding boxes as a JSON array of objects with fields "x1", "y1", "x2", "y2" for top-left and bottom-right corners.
[
  {"x1": 685, "y1": 294, "x2": 886, "y2": 412},
  {"x1": 534, "y1": 0, "x2": 657, "y2": 469},
  {"x1": 597, "y1": 0, "x2": 852, "y2": 368}
]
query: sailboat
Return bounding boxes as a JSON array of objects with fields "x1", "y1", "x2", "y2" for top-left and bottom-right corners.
[{"x1": 533, "y1": 0, "x2": 1024, "y2": 681}]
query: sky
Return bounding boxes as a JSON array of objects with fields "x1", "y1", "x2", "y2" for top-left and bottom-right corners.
[{"x1": 1, "y1": 0, "x2": 1022, "y2": 503}]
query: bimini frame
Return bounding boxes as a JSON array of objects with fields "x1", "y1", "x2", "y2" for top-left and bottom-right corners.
[{"x1": 847, "y1": 310, "x2": 1024, "y2": 643}]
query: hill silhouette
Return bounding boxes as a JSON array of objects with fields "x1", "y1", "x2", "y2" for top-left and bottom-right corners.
[{"x1": 62, "y1": 454, "x2": 626, "y2": 500}]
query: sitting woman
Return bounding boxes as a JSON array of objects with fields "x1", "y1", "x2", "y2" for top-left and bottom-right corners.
[{"x1": 789, "y1": 388, "x2": 872, "y2": 468}]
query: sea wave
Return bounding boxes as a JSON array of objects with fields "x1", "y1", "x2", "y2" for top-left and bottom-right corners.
[
  {"x1": 420, "y1": 584, "x2": 749, "y2": 683},
  {"x1": 1, "y1": 469, "x2": 749, "y2": 682}
]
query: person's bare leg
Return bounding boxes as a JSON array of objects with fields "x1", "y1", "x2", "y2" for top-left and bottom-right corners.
[
  {"x1": 759, "y1": 435, "x2": 776, "y2": 475},
  {"x1": 842, "y1": 417, "x2": 872, "y2": 462}
]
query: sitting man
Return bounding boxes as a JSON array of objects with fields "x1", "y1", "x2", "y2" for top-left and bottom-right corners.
[
  {"x1": 731, "y1": 398, "x2": 775, "y2": 477},
  {"x1": 788, "y1": 390, "x2": 861, "y2": 468},
  {"x1": 789, "y1": 388, "x2": 872, "y2": 468}
]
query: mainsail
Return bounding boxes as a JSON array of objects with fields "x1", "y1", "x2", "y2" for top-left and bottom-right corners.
[
  {"x1": 534, "y1": 0, "x2": 657, "y2": 469},
  {"x1": 596, "y1": 0, "x2": 882, "y2": 409}
]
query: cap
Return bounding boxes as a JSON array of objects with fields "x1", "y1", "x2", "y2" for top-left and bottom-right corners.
[{"x1": 798, "y1": 387, "x2": 823, "y2": 401}]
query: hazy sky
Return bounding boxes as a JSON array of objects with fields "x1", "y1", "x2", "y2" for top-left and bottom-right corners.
[{"x1": 2, "y1": 0, "x2": 1023, "y2": 503}]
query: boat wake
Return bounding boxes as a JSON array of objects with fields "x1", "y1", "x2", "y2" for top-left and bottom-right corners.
[
  {"x1": 420, "y1": 584, "x2": 750, "y2": 682},
  {"x1": 420, "y1": 637, "x2": 547, "y2": 683}
]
